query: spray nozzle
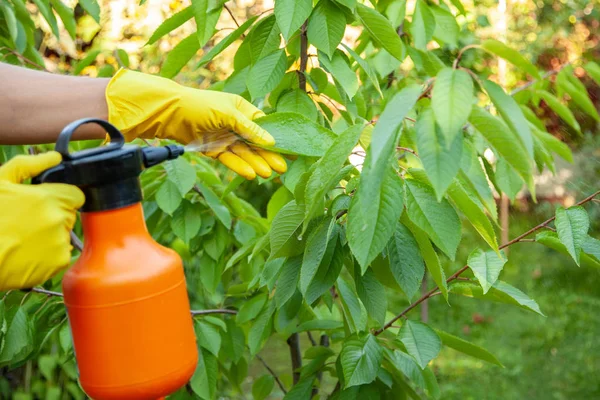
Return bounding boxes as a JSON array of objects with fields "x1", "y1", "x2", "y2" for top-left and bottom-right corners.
[{"x1": 142, "y1": 145, "x2": 185, "y2": 168}]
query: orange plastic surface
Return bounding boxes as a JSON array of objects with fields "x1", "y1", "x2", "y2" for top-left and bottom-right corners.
[{"x1": 62, "y1": 203, "x2": 198, "y2": 400}]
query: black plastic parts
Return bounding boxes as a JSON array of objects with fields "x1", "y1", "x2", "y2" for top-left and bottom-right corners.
[{"x1": 32, "y1": 119, "x2": 184, "y2": 212}]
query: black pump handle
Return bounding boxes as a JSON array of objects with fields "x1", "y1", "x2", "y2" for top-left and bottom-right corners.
[{"x1": 56, "y1": 118, "x2": 125, "y2": 160}]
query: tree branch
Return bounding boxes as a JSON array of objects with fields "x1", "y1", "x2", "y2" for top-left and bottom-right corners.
[
  {"x1": 312, "y1": 334, "x2": 330, "y2": 398},
  {"x1": 375, "y1": 189, "x2": 600, "y2": 335},
  {"x1": 70, "y1": 231, "x2": 83, "y2": 252},
  {"x1": 287, "y1": 333, "x2": 302, "y2": 384},
  {"x1": 298, "y1": 21, "x2": 309, "y2": 91},
  {"x1": 509, "y1": 61, "x2": 572, "y2": 96},
  {"x1": 256, "y1": 354, "x2": 287, "y2": 394},
  {"x1": 223, "y1": 4, "x2": 240, "y2": 28},
  {"x1": 31, "y1": 288, "x2": 63, "y2": 297},
  {"x1": 453, "y1": 44, "x2": 481, "y2": 69},
  {"x1": 190, "y1": 309, "x2": 238, "y2": 316},
  {"x1": 0, "y1": 47, "x2": 48, "y2": 71}
]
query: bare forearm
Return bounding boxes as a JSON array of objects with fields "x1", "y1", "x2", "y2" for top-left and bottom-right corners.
[{"x1": 0, "y1": 62, "x2": 109, "y2": 144}]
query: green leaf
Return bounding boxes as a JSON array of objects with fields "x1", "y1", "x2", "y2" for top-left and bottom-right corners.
[
  {"x1": 160, "y1": 33, "x2": 200, "y2": 78},
  {"x1": 408, "y1": 47, "x2": 446, "y2": 77},
  {"x1": 481, "y1": 39, "x2": 540, "y2": 79},
  {"x1": 385, "y1": 349, "x2": 425, "y2": 388},
  {"x1": 252, "y1": 375, "x2": 275, "y2": 400},
  {"x1": 434, "y1": 329, "x2": 503, "y2": 367},
  {"x1": 275, "y1": 0, "x2": 311, "y2": 41},
  {"x1": 48, "y1": 0, "x2": 74, "y2": 39},
  {"x1": 0, "y1": 0, "x2": 18, "y2": 43},
  {"x1": 197, "y1": 16, "x2": 258, "y2": 67},
  {"x1": 247, "y1": 49, "x2": 287, "y2": 100},
  {"x1": 467, "y1": 248, "x2": 507, "y2": 293},
  {"x1": 348, "y1": 168, "x2": 404, "y2": 272},
  {"x1": 556, "y1": 72, "x2": 600, "y2": 121},
  {"x1": 0, "y1": 307, "x2": 32, "y2": 366},
  {"x1": 267, "y1": 186, "x2": 293, "y2": 222},
  {"x1": 495, "y1": 158, "x2": 523, "y2": 200},
  {"x1": 72, "y1": 50, "x2": 101, "y2": 75},
  {"x1": 402, "y1": 213, "x2": 448, "y2": 301},
  {"x1": 283, "y1": 376, "x2": 314, "y2": 399},
  {"x1": 537, "y1": 90, "x2": 581, "y2": 133},
  {"x1": 334, "y1": 0, "x2": 356, "y2": 10},
  {"x1": 269, "y1": 201, "x2": 305, "y2": 259},
  {"x1": 294, "y1": 319, "x2": 343, "y2": 333},
  {"x1": 275, "y1": 256, "x2": 302, "y2": 307},
  {"x1": 78, "y1": 0, "x2": 100, "y2": 22},
  {"x1": 248, "y1": 301, "x2": 275, "y2": 355},
  {"x1": 196, "y1": 183, "x2": 232, "y2": 228},
  {"x1": 307, "y1": 0, "x2": 345, "y2": 58},
  {"x1": 347, "y1": 85, "x2": 421, "y2": 269},
  {"x1": 190, "y1": 348, "x2": 218, "y2": 399},
  {"x1": 340, "y1": 334, "x2": 383, "y2": 388},
  {"x1": 165, "y1": 157, "x2": 196, "y2": 196},
  {"x1": 536, "y1": 231, "x2": 600, "y2": 268},
  {"x1": 531, "y1": 127, "x2": 572, "y2": 163},
  {"x1": 404, "y1": 179, "x2": 461, "y2": 260},
  {"x1": 416, "y1": 107, "x2": 463, "y2": 200},
  {"x1": 31, "y1": 0, "x2": 59, "y2": 38},
  {"x1": 355, "y1": 269, "x2": 387, "y2": 326},
  {"x1": 155, "y1": 180, "x2": 182, "y2": 215},
  {"x1": 356, "y1": 4, "x2": 405, "y2": 61},
  {"x1": 468, "y1": 107, "x2": 534, "y2": 196},
  {"x1": 115, "y1": 49, "x2": 130, "y2": 68},
  {"x1": 398, "y1": 320, "x2": 441, "y2": 369},
  {"x1": 170, "y1": 201, "x2": 202, "y2": 243},
  {"x1": 247, "y1": 15, "x2": 281, "y2": 64},
  {"x1": 430, "y1": 5, "x2": 458, "y2": 48},
  {"x1": 255, "y1": 113, "x2": 337, "y2": 156},
  {"x1": 301, "y1": 218, "x2": 336, "y2": 294},
  {"x1": 555, "y1": 206, "x2": 589, "y2": 266},
  {"x1": 584, "y1": 61, "x2": 600, "y2": 86},
  {"x1": 147, "y1": 6, "x2": 193, "y2": 45},
  {"x1": 431, "y1": 67, "x2": 473, "y2": 145},
  {"x1": 191, "y1": 0, "x2": 224, "y2": 47},
  {"x1": 448, "y1": 0, "x2": 466, "y2": 14},
  {"x1": 409, "y1": 0, "x2": 435, "y2": 50},
  {"x1": 446, "y1": 173, "x2": 499, "y2": 251},
  {"x1": 319, "y1": 50, "x2": 359, "y2": 99},
  {"x1": 460, "y1": 142, "x2": 497, "y2": 220},
  {"x1": 337, "y1": 278, "x2": 366, "y2": 333},
  {"x1": 236, "y1": 293, "x2": 267, "y2": 324},
  {"x1": 449, "y1": 280, "x2": 544, "y2": 315},
  {"x1": 195, "y1": 320, "x2": 221, "y2": 356},
  {"x1": 305, "y1": 238, "x2": 344, "y2": 304},
  {"x1": 277, "y1": 89, "x2": 318, "y2": 121},
  {"x1": 341, "y1": 44, "x2": 383, "y2": 97},
  {"x1": 483, "y1": 79, "x2": 534, "y2": 158},
  {"x1": 386, "y1": 222, "x2": 425, "y2": 300},
  {"x1": 583, "y1": 236, "x2": 600, "y2": 262},
  {"x1": 304, "y1": 124, "x2": 363, "y2": 222}
]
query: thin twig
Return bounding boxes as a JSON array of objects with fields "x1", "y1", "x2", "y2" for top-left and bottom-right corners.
[
  {"x1": 287, "y1": 333, "x2": 302, "y2": 384},
  {"x1": 545, "y1": 226, "x2": 556, "y2": 232},
  {"x1": 190, "y1": 309, "x2": 238, "y2": 316},
  {"x1": 0, "y1": 47, "x2": 48, "y2": 71},
  {"x1": 223, "y1": 4, "x2": 240, "y2": 28},
  {"x1": 517, "y1": 238, "x2": 535, "y2": 242},
  {"x1": 307, "y1": 332, "x2": 317, "y2": 346},
  {"x1": 396, "y1": 146, "x2": 418, "y2": 156},
  {"x1": 375, "y1": 189, "x2": 600, "y2": 335},
  {"x1": 70, "y1": 231, "x2": 83, "y2": 252},
  {"x1": 31, "y1": 288, "x2": 64, "y2": 297},
  {"x1": 509, "y1": 62, "x2": 572, "y2": 96},
  {"x1": 453, "y1": 44, "x2": 481, "y2": 69},
  {"x1": 256, "y1": 354, "x2": 287, "y2": 394},
  {"x1": 298, "y1": 21, "x2": 308, "y2": 91}
]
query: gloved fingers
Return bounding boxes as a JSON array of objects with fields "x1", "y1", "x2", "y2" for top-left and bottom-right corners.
[
  {"x1": 234, "y1": 96, "x2": 266, "y2": 121},
  {"x1": 254, "y1": 149, "x2": 288, "y2": 175},
  {"x1": 230, "y1": 142, "x2": 272, "y2": 179},
  {"x1": 231, "y1": 111, "x2": 275, "y2": 147},
  {"x1": 217, "y1": 152, "x2": 256, "y2": 180},
  {"x1": 202, "y1": 130, "x2": 238, "y2": 157},
  {"x1": 40, "y1": 183, "x2": 86, "y2": 210},
  {"x1": 0, "y1": 152, "x2": 62, "y2": 183}
]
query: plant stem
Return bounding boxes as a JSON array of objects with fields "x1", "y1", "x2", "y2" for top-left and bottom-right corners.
[
  {"x1": 375, "y1": 189, "x2": 600, "y2": 335},
  {"x1": 32, "y1": 288, "x2": 64, "y2": 297},
  {"x1": 287, "y1": 333, "x2": 302, "y2": 384},
  {"x1": 453, "y1": 44, "x2": 481, "y2": 69},
  {"x1": 298, "y1": 21, "x2": 309, "y2": 92},
  {"x1": 190, "y1": 309, "x2": 238, "y2": 316},
  {"x1": 256, "y1": 354, "x2": 287, "y2": 394},
  {"x1": 223, "y1": 4, "x2": 240, "y2": 28},
  {"x1": 312, "y1": 334, "x2": 330, "y2": 398},
  {"x1": 70, "y1": 231, "x2": 83, "y2": 252}
]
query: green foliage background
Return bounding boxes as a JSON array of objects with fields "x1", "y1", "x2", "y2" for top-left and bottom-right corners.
[{"x1": 0, "y1": 0, "x2": 599, "y2": 399}]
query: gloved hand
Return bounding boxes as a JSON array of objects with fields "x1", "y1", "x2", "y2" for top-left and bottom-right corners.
[
  {"x1": 105, "y1": 69, "x2": 287, "y2": 180},
  {"x1": 0, "y1": 152, "x2": 85, "y2": 290}
]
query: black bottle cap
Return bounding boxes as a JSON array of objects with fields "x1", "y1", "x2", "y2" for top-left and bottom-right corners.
[{"x1": 33, "y1": 118, "x2": 184, "y2": 212}]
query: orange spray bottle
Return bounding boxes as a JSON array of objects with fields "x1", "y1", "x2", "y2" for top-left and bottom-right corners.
[{"x1": 34, "y1": 119, "x2": 198, "y2": 399}]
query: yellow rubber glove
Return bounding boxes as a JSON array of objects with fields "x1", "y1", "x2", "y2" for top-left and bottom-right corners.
[
  {"x1": 105, "y1": 69, "x2": 287, "y2": 180},
  {"x1": 0, "y1": 152, "x2": 85, "y2": 290}
]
